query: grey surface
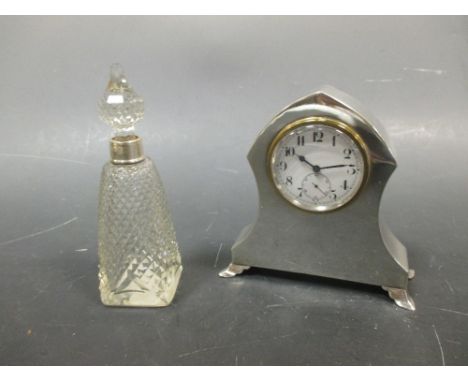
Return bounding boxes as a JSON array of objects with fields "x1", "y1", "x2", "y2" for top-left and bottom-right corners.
[{"x1": 0, "y1": 16, "x2": 467, "y2": 365}]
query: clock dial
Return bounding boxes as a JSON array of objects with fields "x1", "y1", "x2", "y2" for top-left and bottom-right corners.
[{"x1": 269, "y1": 120, "x2": 368, "y2": 212}]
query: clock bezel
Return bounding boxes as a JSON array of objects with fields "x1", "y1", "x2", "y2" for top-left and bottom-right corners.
[{"x1": 267, "y1": 116, "x2": 371, "y2": 213}]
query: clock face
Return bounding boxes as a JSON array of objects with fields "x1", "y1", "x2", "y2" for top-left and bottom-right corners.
[{"x1": 269, "y1": 119, "x2": 369, "y2": 212}]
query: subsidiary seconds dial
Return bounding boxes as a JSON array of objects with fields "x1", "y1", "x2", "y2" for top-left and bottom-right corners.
[{"x1": 269, "y1": 118, "x2": 369, "y2": 212}]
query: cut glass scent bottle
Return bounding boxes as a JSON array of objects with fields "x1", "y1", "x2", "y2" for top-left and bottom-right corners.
[{"x1": 97, "y1": 64, "x2": 182, "y2": 307}]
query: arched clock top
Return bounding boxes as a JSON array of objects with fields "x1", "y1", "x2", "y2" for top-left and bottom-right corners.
[{"x1": 220, "y1": 86, "x2": 415, "y2": 311}]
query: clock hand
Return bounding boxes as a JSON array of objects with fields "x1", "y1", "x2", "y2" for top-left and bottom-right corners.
[
  {"x1": 311, "y1": 182, "x2": 327, "y2": 196},
  {"x1": 297, "y1": 155, "x2": 321, "y2": 173},
  {"x1": 298, "y1": 156, "x2": 354, "y2": 172},
  {"x1": 319, "y1": 164, "x2": 355, "y2": 170}
]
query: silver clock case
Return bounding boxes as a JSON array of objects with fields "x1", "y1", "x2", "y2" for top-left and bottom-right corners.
[{"x1": 220, "y1": 86, "x2": 415, "y2": 311}]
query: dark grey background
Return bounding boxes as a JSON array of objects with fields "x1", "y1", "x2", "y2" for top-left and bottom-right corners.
[{"x1": 0, "y1": 16, "x2": 467, "y2": 365}]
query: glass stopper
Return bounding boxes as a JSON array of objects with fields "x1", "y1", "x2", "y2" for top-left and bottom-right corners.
[{"x1": 98, "y1": 63, "x2": 144, "y2": 136}]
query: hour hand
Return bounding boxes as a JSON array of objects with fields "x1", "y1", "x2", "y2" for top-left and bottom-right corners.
[{"x1": 297, "y1": 155, "x2": 320, "y2": 173}]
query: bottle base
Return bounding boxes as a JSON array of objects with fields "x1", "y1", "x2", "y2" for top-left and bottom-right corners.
[{"x1": 99, "y1": 265, "x2": 182, "y2": 308}]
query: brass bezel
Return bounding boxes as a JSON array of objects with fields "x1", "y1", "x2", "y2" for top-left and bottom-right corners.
[{"x1": 267, "y1": 116, "x2": 371, "y2": 213}]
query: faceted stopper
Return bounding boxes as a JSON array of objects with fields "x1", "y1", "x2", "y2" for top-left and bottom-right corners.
[{"x1": 98, "y1": 63, "x2": 144, "y2": 135}]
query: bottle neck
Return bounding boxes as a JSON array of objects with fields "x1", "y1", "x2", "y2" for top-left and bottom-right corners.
[{"x1": 110, "y1": 135, "x2": 144, "y2": 165}]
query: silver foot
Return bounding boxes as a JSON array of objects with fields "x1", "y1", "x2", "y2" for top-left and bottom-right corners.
[
  {"x1": 382, "y1": 286, "x2": 416, "y2": 311},
  {"x1": 408, "y1": 269, "x2": 416, "y2": 280},
  {"x1": 218, "y1": 263, "x2": 250, "y2": 278}
]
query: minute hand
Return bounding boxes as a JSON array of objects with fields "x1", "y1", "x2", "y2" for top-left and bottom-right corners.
[{"x1": 319, "y1": 164, "x2": 355, "y2": 170}]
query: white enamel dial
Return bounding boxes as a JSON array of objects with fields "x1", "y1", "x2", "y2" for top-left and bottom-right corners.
[{"x1": 270, "y1": 121, "x2": 368, "y2": 212}]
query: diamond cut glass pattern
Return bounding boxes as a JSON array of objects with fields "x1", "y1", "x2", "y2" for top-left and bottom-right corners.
[{"x1": 98, "y1": 159, "x2": 182, "y2": 307}]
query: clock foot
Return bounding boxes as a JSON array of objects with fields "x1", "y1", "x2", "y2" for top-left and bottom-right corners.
[
  {"x1": 218, "y1": 263, "x2": 250, "y2": 278},
  {"x1": 382, "y1": 286, "x2": 416, "y2": 311},
  {"x1": 408, "y1": 269, "x2": 416, "y2": 280}
]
